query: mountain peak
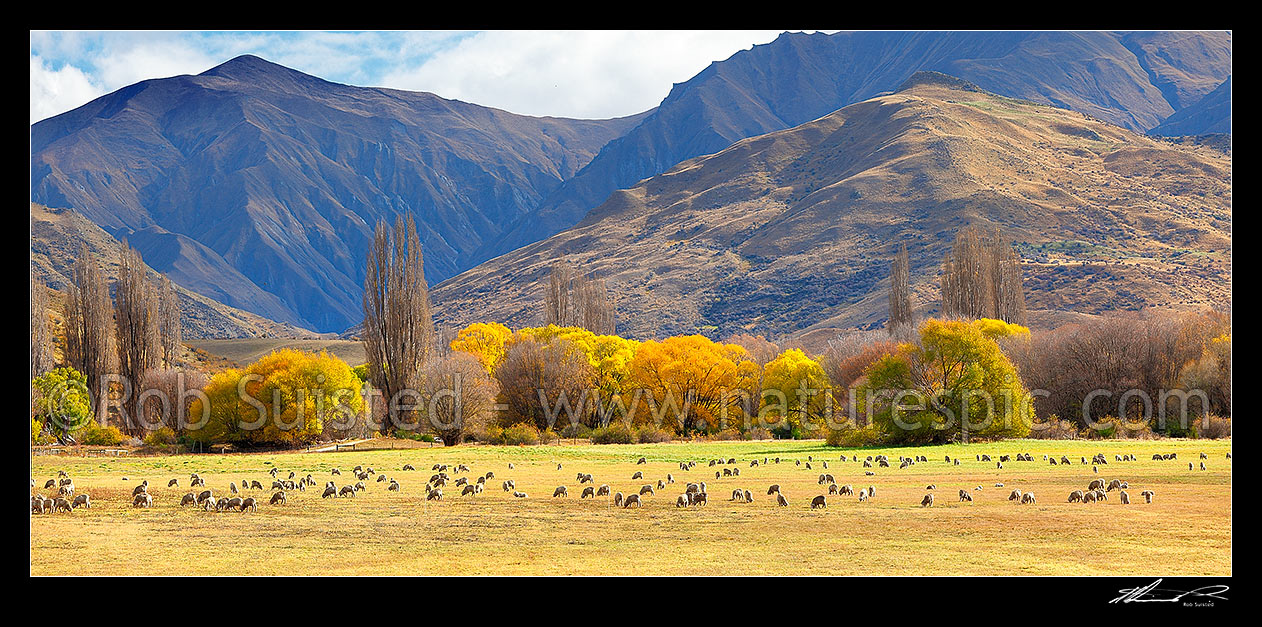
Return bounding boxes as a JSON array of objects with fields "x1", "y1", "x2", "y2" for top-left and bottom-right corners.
[
  {"x1": 896, "y1": 71, "x2": 985, "y2": 95},
  {"x1": 200, "y1": 54, "x2": 323, "y2": 85}
]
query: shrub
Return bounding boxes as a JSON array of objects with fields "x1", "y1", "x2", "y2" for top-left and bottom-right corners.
[
  {"x1": 560, "y1": 423, "x2": 592, "y2": 439},
  {"x1": 589, "y1": 424, "x2": 635, "y2": 444},
  {"x1": 78, "y1": 423, "x2": 125, "y2": 446},
  {"x1": 143, "y1": 426, "x2": 178, "y2": 447},
  {"x1": 635, "y1": 426, "x2": 672, "y2": 443},
  {"x1": 1026, "y1": 416, "x2": 1079, "y2": 440},
  {"x1": 482, "y1": 423, "x2": 542, "y2": 446},
  {"x1": 1194, "y1": 414, "x2": 1231, "y2": 439},
  {"x1": 743, "y1": 427, "x2": 773, "y2": 441},
  {"x1": 825, "y1": 424, "x2": 884, "y2": 448}
]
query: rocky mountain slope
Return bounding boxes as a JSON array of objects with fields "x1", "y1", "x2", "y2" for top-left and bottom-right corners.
[
  {"x1": 31, "y1": 55, "x2": 648, "y2": 332},
  {"x1": 31, "y1": 203, "x2": 318, "y2": 339},
  {"x1": 432, "y1": 74, "x2": 1232, "y2": 340},
  {"x1": 479, "y1": 31, "x2": 1232, "y2": 264}
]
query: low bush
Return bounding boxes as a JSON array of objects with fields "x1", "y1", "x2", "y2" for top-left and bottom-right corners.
[
  {"x1": 635, "y1": 426, "x2": 672, "y2": 444},
  {"x1": 589, "y1": 424, "x2": 634, "y2": 444}
]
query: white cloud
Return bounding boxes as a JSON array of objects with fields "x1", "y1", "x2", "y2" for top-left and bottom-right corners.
[
  {"x1": 30, "y1": 55, "x2": 104, "y2": 123},
  {"x1": 381, "y1": 30, "x2": 787, "y2": 119},
  {"x1": 31, "y1": 30, "x2": 790, "y2": 123}
]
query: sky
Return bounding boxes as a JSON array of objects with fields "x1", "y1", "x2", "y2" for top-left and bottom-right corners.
[{"x1": 30, "y1": 30, "x2": 791, "y2": 124}]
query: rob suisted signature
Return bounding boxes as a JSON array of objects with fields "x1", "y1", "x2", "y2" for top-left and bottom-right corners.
[{"x1": 1110, "y1": 579, "x2": 1229, "y2": 604}]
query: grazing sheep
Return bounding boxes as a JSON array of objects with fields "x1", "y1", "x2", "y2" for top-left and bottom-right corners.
[
  {"x1": 1068, "y1": 490, "x2": 1084, "y2": 503},
  {"x1": 693, "y1": 492, "x2": 708, "y2": 506},
  {"x1": 581, "y1": 486, "x2": 596, "y2": 499},
  {"x1": 811, "y1": 495, "x2": 827, "y2": 509},
  {"x1": 857, "y1": 489, "x2": 868, "y2": 503},
  {"x1": 1107, "y1": 479, "x2": 1122, "y2": 491},
  {"x1": 828, "y1": 484, "x2": 839, "y2": 495},
  {"x1": 613, "y1": 492, "x2": 625, "y2": 507},
  {"x1": 240, "y1": 497, "x2": 257, "y2": 512},
  {"x1": 920, "y1": 494, "x2": 934, "y2": 507},
  {"x1": 743, "y1": 489, "x2": 753, "y2": 503},
  {"x1": 623, "y1": 494, "x2": 643, "y2": 509},
  {"x1": 867, "y1": 486, "x2": 876, "y2": 498},
  {"x1": 676, "y1": 494, "x2": 689, "y2": 508},
  {"x1": 637, "y1": 457, "x2": 647, "y2": 465},
  {"x1": 596, "y1": 484, "x2": 610, "y2": 496},
  {"x1": 132, "y1": 481, "x2": 149, "y2": 496},
  {"x1": 958, "y1": 490, "x2": 972, "y2": 502},
  {"x1": 462, "y1": 484, "x2": 478, "y2": 496},
  {"x1": 731, "y1": 488, "x2": 745, "y2": 502},
  {"x1": 43, "y1": 479, "x2": 56, "y2": 489},
  {"x1": 513, "y1": 491, "x2": 527, "y2": 498},
  {"x1": 485, "y1": 471, "x2": 495, "y2": 480},
  {"x1": 639, "y1": 485, "x2": 654, "y2": 496},
  {"x1": 1141, "y1": 490, "x2": 1154, "y2": 504},
  {"x1": 1020, "y1": 492, "x2": 1036, "y2": 505},
  {"x1": 776, "y1": 492, "x2": 789, "y2": 507},
  {"x1": 502, "y1": 480, "x2": 514, "y2": 492},
  {"x1": 231, "y1": 482, "x2": 240, "y2": 495},
  {"x1": 427, "y1": 489, "x2": 444, "y2": 501},
  {"x1": 388, "y1": 481, "x2": 401, "y2": 492},
  {"x1": 926, "y1": 484, "x2": 936, "y2": 490},
  {"x1": 1088, "y1": 479, "x2": 1105, "y2": 491},
  {"x1": 839, "y1": 485, "x2": 853, "y2": 496},
  {"x1": 250, "y1": 480, "x2": 263, "y2": 490},
  {"x1": 377, "y1": 474, "x2": 388, "y2": 483},
  {"x1": 403, "y1": 464, "x2": 415, "y2": 471},
  {"x1": 337, "y1": 486, "x2": 354, "y2": 498},
  {"x1": 133, "y1": 493, "x2": 153, "y2": 508},
  {"x1": 167, "y1": 478, "x2": 179, "y2": 488},
  {"x1": 52, "y1": 497, "x2": 73, "y2": 513},
  {"x1": 71, "y1": 494, "x2": 91, "y2": 509},
  {"x1": 180, "y1": 492, "x2": 197, "y2": 507},
  {"x1": 196, "y1": 489, "x2": 213, "y2": 504},
  {"x1": 1083, "y1": 491, "x2": 1097, "y2": 503},
  {"x1": 767, "y1": 484, "x2": 780, "y2": 495},
  {"x1": 219, "y1": 497, "x2": 244, "y2": 512},
  {"x1": 1119, "y1": 491, "x2": 1131, "y2": 505},
  {"x1": 320, "y1": 486, "x2": 335, "y2": 498},
  {"x1": 631, "y1": 471, "x2": 643, "y2": 480},
  {"x1": 332, "y1": 468, "x2": 341, "y2": 476},
  {"x1": 1095, "y1": 490, "x2": 1108, "y2": 502},
  {"x1": 270, "y1": 492, "x2": 286, "y2": 505},
  {"x1": 553, "y1": 486, "x2": 568, "y2": 498}
]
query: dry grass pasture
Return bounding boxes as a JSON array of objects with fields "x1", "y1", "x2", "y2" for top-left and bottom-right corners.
[{"x1": 30, "y1": 438, "x2": 1230, "y2": 575}]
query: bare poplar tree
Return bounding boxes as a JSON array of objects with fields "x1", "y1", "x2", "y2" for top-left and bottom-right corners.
[
  {"x1": 115, "y1": 241, "x2": 161, "y2": 435},
  {"x1": 888, "y1": 243, "x2": 912, "y2": 336},
  {"x1": 158, "y1": 275, "x2": 182, "y2": 368},
  {"x1": 31, "y1": 274, "x2": 54, "y2": 378},
  {"x1": 64, "y1": 243, "x2": 117, "y2": 421},
  {"x1": 544, "y1": 260, "x2": 575, "y2": 327},
  {"x1": 362, "y1": 215, "x2": 435, "y2": 435},
  {"x1": 941, "y1": 226, "x2": 1027, "y2": 324},
  {"x1": 543, "y1": 259, "x2": 616, "y2": 334}
]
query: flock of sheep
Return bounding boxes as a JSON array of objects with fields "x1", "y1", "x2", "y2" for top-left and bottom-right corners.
[{"x1": 31, "y1": 447, "x2": 1228, "y2": 517}]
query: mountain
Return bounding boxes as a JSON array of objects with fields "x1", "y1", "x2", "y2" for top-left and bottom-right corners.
[
  {"x1": 477, "y1": 30, "x2": 1232, "y2": 264},
  {"x1": 31, "y1": 55, "x2": 650, "y2": 332},
  {"x1": 31, "y1": 203, "x2": 318, "y2": 339},
  {"x1": 1151, "y1": 77, "x2": 1232, "y2": 136},
  {"x1": 431, "y1": 73, "x2": 1232, "y2": 340}
]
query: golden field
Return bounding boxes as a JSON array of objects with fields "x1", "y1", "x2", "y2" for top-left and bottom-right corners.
[{"x1": 30, "y1": 438, "x2": 1231, "y2": 576}]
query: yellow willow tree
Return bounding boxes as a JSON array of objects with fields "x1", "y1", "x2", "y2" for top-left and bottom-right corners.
[
  {"x1": 760, "y1": 349, "x2": 833, "y2": 438},
  {"x1": 511, "y1": 325, "x2": 639, "y2": 425},
  {"x1": 626, "y1": 335, "x2": 759, "y2": 435},
  {"x1": 449, "y1": 322, "x2": 513, "y2": 374}
]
